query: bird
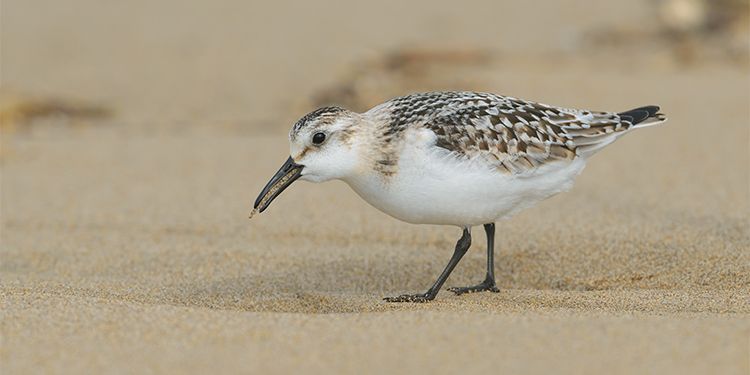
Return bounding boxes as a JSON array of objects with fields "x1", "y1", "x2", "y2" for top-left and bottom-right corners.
[{"x1": 250, "y1": 91, "x2": 666, "y2": 302}]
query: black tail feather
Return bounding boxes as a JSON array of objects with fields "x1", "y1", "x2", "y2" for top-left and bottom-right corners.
[{"x1": 618, "y1": 105, "x2": 660, "y2": 125}]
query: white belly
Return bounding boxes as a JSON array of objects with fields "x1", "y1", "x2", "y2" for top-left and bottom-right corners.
[{"x1": 344, "y1": 129, "x2": 587, "y2": 227}]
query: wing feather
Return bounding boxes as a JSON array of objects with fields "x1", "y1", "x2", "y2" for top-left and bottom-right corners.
[
  {"x1": 366, "y1": 92, "x2": 665, "y2": 175},
  {"x1": 396, "y1": 92, "x2": 640, "y2": 173}
]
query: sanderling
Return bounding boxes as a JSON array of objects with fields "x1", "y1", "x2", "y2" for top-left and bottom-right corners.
[{"x1": 251, "y1": 91, "x2": 666, "y2": 302}]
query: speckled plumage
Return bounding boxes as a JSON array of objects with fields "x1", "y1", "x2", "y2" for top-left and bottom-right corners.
[
  {"x1": 291, "y1": 92, "x2": 665, "y2": 177},
  {"x1": 365, "y1": 91, "x2": 665, "y2": 174}
]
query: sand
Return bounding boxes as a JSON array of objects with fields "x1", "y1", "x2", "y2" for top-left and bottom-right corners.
[{"x1": 2, "y1": 0, "x2": 749, "y2": 374}]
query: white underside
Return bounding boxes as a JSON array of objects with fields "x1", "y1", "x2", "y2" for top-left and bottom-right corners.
[{"x1": 343, "y1": 128, "x2": 588, "y2": 227}]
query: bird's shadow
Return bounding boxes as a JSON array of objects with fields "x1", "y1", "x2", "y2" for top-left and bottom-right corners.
[{"x1": 156, "y1": 245, "x2": 656, "y2": 313}]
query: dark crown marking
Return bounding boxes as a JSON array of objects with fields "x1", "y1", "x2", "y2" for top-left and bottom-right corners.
[{"x1": 290, "y1": 106, "x2": 347, "y2": 138}]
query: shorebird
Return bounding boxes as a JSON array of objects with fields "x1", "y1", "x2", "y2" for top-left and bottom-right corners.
[{"x1": 251, "y1": 91, "x2": 666, "y2": 302}]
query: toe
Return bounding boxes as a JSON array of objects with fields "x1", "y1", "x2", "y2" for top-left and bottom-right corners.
[{"x1": 447, "y1": 287, "x2": 470, "y2": 296}]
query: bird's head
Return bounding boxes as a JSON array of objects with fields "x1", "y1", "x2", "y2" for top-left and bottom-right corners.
[{"x1": 251, "y1": 106, "x2": 364, "y2": 215}]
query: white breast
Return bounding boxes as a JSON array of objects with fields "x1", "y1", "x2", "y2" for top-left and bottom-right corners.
[{"x1": 343, "y1": 128, "x2": 587, "y2": 227}]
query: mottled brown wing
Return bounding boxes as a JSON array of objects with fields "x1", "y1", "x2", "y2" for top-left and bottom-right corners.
[{"x1": 425, "y1": 97, "x2": 633, "y2": 174}]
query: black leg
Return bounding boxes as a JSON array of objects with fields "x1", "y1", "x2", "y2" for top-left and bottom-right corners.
[
  {"x1": 447, "y1": 223, "x2": 500, "y2": 295},
  {"x1": 384, "y1": 228, "x2": 472, "y2": 303}
]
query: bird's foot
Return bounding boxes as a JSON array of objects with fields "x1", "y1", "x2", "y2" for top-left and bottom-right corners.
[
  {"x1": 383, "y1": 292, "x2": 434, "y2": 303},
  {"x1": 447, "y1": 278, "x2": 500, "y2": 295}
]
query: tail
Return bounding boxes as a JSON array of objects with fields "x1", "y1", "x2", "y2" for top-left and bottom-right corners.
[
  {"x1": 573, "y1": 105, "x2": 667, "y2": 157},
  {"x1": 618, "y1": 105, "x2": 667, "y2": 128}
]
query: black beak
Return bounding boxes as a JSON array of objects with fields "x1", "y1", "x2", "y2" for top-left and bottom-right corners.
[{"x1": 252, "y1": 156, "x2": 304, "y2": 214}]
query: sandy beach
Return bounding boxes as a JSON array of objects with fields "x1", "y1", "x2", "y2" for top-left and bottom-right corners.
[{"x1": 2, "y1": 0, "x2": 749, "y2": 373}]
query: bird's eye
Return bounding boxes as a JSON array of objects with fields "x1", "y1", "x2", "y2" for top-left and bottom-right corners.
[{"x1": 312, "y1": 132, "x2": 326, "y2": 145}]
